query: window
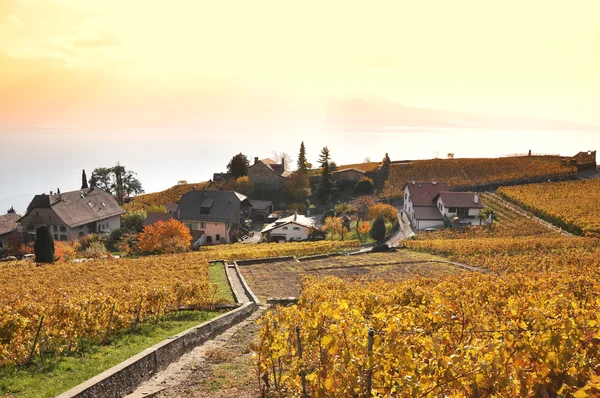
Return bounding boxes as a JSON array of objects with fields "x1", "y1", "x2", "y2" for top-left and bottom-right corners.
[
  {"x1": 200, "y1": 222, "x2": 206, "y2": 229},
  {"x1": 283, "y1": 226, "x2": 289, "y2": 230},
  {"x1": 54, "y1": 234, "x2": 58, "y2": 240},
  {"x1": 293, "y1": 226, "x2": 300, "y2": 231},
  {"x1": 60, "y1": 226, "x2": 67, "y2": 232},
  {"x1": 79, "y1": 231, "x2": 85, "y2": 237},
  {"x1": 28, "y1": 224, "x2": 34, "y2": 231},
  {"x1": 53, "y1": 225, "x2": 58, "y2": 232},
  {"x1": 36, "y1": 211, "x2": 39, "y2": 216},
  {"x1": 60, "y1": 235, "x2": 67, "y2": 241},
  {"x1": 215, "y1": 234, "x2": 220, "y2": 242},
  {"x1": 449, "y1": 207, "x2": 457, "y2": 213}
]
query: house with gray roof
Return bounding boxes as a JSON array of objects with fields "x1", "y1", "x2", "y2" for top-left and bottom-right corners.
[
  {"x1": 18, "y1": 187, "x2": 125, "y2": 242},
  {"x1": 177, "y1": 190, "x2": 251, "y2": 244}
]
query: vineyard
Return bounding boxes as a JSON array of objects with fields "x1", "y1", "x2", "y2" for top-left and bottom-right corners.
[
  {"x1": 0, "y1": 240, "x2": 358, "y2": 368},
  {"x1": 381, "y1": 156, "x2": 576, "y2": 198},
  {"x1": 256, "y1": 236, "x2": 600, "y2": 396},
  {"x1": 498, "y1": 179, "x2": 600, "y2": 238},
  {"x1": 122, "y1": 181, "x2": 210, "y2": 212}
]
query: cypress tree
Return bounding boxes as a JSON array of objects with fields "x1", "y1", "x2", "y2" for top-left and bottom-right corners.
[
  {"x1": 318, "y1": 146, "x2": 333, "y2": 200},
  {"x1": 34, "y1": 226, "x2": 55, "y2": 263},
  {"x1": 81, "y1": 169, "x2": 88, "y2": 189},
  {"x1": 370, "y1": 215, "x2": 386, "y2": 243}
]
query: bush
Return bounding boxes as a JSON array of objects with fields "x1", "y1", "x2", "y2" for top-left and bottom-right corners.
[
  {"x1": 122, "y1": 210, "x2": 147, "y2": 232},
  {"x1": 34, "y1": 226, "x2": 54, "y2": 263},
  {"x1": 137, "y1": 219, "x2": 191, "y2": 254},
  {"x1": 371, "y1": 215, "x2": 386, "y2": 243},
  {"x1": 84, "y1": 241, "x2": 108, "y2": 258},
  {"x1": 354, "y1": 177, "x2": 375, "y2": 196},
  {"x1": 368, "y1": 203, "x2": 398, "y2": 222},
  {"x1": 54, "y1": 241, "x2": 77, "y2": 262}
]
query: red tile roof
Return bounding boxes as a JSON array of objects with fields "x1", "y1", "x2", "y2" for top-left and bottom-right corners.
[
  {"x1": 435, "y1": 192, "x2": 483, "y2": 209},
  {"x1": 0, "y1": 213, "x2": 20, "y2": 236},
  {"x1": 405, "y1": 182, "x2": 450, "y2": 206}
]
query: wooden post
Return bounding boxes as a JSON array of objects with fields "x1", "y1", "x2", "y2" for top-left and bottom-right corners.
[
  {"x1": 296, "y1": 326, "x2": 307, "y2": 398},
  {"x1": 26, "y1": 315, "x2": 44, "y2": 367},
  {"x1": 104, "y1": 302, "x2": 116, "y2": 343},
  {"x1": 365, "y1": 327, "x2": 374, "y2": 398},
  {"x1": 132, "y1": 297, "x2": 143, "y2": 331}
]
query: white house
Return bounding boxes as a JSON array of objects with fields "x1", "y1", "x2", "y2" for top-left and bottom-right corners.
[
  {"x1": 434, "y1": 192, "x2": 483, "y2": 226},
  {"x1": 261, "y1": 213, "x2": 315, "y2": 242},
  {"x1": 403, "y1": 181, "x2": 450, "y2": 230},
  {"x1": 18, "y1": 187, "x2": 125, "y2": 242}
]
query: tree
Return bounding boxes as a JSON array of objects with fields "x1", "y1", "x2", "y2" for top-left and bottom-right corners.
[
  {"x1": 351, "y1": 195, "x2": 377, "y2": 228},
  {"x1": 137, "y1": 219, "x2": 192, "y2": 254},
  {"x1": 89, "y1": 164, "x2": 144, "y2": 204},
  {"x1": 354, "y1": 177, "x2": 376, "y2": 196},
  {"x1": 322, "y1": 216, "x2": 343, "y2": 241},
  {"x1": 370, "y1": 215, "x2": 386, "y2": 243},
  {"x1": 147, "y1": 204, "x2": 167, "y2": 213},
  {"x1": 368, "y1": 203, "x2": 398, "y2": 223},
  {"x1": 285, "y1": 172, "x2": 311, "y2": 201},
  {"x1": 356, "y1": 221, "x2": 372, "y2": 243},
  {"x1": 122, "y1": 210, "x2": 148, "y2": 232},
  {"x1": 227, "y1": 153, "x2": 250, "y2": 179},
  {"x1": 81, "y1": 169, "x2": 88, "y2": 189},
  {"x1": 272, "y1": 151, "x2": 293, "y2": 171},
  {"x1": 334, "y1": 202, "x2": 355, "y2": 216},
  {"x1": 34, "y1": 226, "x2": 54, "y2": 263},
  {"x1": 318, "y1": 147, "x2": 334, "y2": 200},
  {"x1": 6, "y1": 206, "x2": 15, "y2": 214},
  {"x1": 297, "y1": 141, "x2": 308, "y2": 172},
  {"x1": 234, "y1": 176, "x2": 254, "y2": 196}
]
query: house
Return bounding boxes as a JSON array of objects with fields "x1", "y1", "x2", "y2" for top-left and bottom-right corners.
[
  {"x1": 0, "y1": 212, "x2": 21, "y2": 253},
  {"x1": 165, "y1": 203, "x2": 178, "y2": 214},
  {"x1": 434, "y1": 192, "x2": 483, "y2": 226},
  {"x1": 261, "y1": 213, "x2": 315, "y2": 242},
  {"x1": 212, "y1": 172, "x2": 231, "y2": 182},
  {"x1": 18, "y1": 187, "x2": 125, "y2": 242},
  {"x1": 177, "y1": 190, "x2": 252, "y2": 244},
  {"x1": 247, "y1": 157, "x2": 291, "y2": 189},
  {"x1": 143, "y1": 212, "x2": 174, "y2": 228},
  {"x1": 331, "y1": 168, "x2": 366, "y2": 184},
  {"x1": 248, "y1": 199, "x2": 274, "y2": 222},
  {"x1": 403, "y1": 181, "x2": 450, "y2": 230}
]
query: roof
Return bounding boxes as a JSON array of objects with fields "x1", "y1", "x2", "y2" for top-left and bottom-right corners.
[
  {"x1": 249, "y1": 199, "x2": 273, "y2": 210},
  {"x1": 165, "y1": 203, "x2": 179, "y2": 213},
  {"x1": 23, "y1": 188, "x2": 125, "y2": 228},
  {"x1": 251, "y1": 158, "x2": 287, "y2": 177},
  {"x1": 261, "y1": 213, "x2": 315, "y2": 233},
  {"x1": 332, "y1": 168, "x2": 366, "y2": 174},
  {"x1": 434, "y1": 192, "x2": 484, "y2": 209},
  {"x1": 0, "y1": 213, "x2": 21, "y2": 236},
  {"x1": 190, "y1": 230, "x2": 205, "y2": 242},
  {"x1": 414, "y1": 207, "x2": 444, "y2": 221},
  {"x1": 404, "y1": 182, "x2": 450, "y2": 206},
  {"x1": 143, "y1": 212, "x2": 175, "y2": 227},
  {"x1": 178, "y1": 190, "x2": 250, "y2": 223}
]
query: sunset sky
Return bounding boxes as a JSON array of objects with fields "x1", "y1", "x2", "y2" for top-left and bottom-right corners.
[{"x1": 1, "y1": 0, "x2": 599, "y2": 132}]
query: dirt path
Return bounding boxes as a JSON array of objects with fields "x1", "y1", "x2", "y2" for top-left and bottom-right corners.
[{"x1": 126, "y1": 307, "x2": 266, "y2": 398}]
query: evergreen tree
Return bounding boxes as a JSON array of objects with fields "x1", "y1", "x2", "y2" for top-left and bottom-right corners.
[
  {"x1": 227, "y1": 153, "x2": 250, "y2": 179},
  {"x1": 370, "y1": 215, "x2": 386, "y2": 243},
  {"x1": 34, "y1": 226, "x2": 55, "y2": 263},
  {"x1": 81, "y1": 169, "x2": 88, "y2": 189},
  {"x1": 297, "y1": 141, "x2": 308, "y2": 172},
  {"x1": 6, "y1": 206, "x2": 15, "y2": 214},
  {"x1": 318, "y1": 146, "x2": 334, "y2": 200}
]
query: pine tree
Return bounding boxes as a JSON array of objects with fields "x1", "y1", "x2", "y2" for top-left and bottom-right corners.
[
  {"x1": 7, "y1": 206, "x2": 15, "y2": 214},
  {"x1": 81, "y1": 169, "x2": 88, "y2": 189},
  {"x1": 318, "y1": 146, "x2": 333, "y2": 200},
  {"x1": 34, "y1": 226, "x2": 55, "y2": 263},
  {"x1": 297, "y1": 141, "x2": 308, "y2": 172},
  {"x1": 370, "y1": 215, "x2": 386, "y2": 243}
]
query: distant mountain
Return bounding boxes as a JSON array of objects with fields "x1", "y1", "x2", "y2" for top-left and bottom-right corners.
[{"x1": 327, "y1": 97, "x2": 600, "y2": 131}]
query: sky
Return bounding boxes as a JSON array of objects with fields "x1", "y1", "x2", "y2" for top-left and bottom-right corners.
[
  {"x1": 0, "y1": 0, "x2": 599, "y2": 132},
  {"x1": 0, "y1": 0, "x2": 599, "y2": 214}
]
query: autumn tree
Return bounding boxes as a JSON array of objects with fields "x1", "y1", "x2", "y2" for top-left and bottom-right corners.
[
  {"x1": 334, "y1": 202, "x2": 355, "y2": 216},
  {"x1": 356, "y1": 221, "x2": 372, "y2": 243},
  {"x1": 368, "y1": 203, "x2": 398, "y2": 223},
  {"x1": 34, "y1": 226, "x2": 54, "y2": 263},
  {"x1": 297, "y1": 141, "x2": 308, "y2": 172},
  {"x1": 137, "y1": 219, "x2": 192, "y2": 254},
  {"x1": 89, "y1": 164, "x2": 144, "y2": 204},
  {"x1": 351, "y1": 195, "x2": 377, "y2": 228},
  {"x1": 272, "y1": 151, "x2": 293, "y2": 171},
  {"x1": 227, "y1": 153, "x2": 250, "y2": 179},
  {"x1": 322, "y1": 216, "x2": 344, "y2": 241},
  {"x1": 285, "y1": 172, "x2": 311, "y2": 202},
  {"x1": 234, "y1": 176, "x2": 254, "y2": 196},
  {"x1": 371, "y1": 215, "x2": 386, "y2": 243}
]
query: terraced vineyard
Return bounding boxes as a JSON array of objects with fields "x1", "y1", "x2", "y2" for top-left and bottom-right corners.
[
  {"x1": 381, "y1": 156, "x2": 576, "y2": 198},
  {"x1": 498, "y1": 179, "x2": 600, "y2": 237},
  {"x1": 123, "y1": 182, "x2": 211, "y2": 212}
]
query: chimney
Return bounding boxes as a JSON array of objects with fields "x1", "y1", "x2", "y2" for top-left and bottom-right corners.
[
  {"x1": 432, "y1": 180, "x2": 437, "y2": 185},
  {"x1": 474, "y1": 193, "x2": 479, "y2": 204},
  {"x1": 281, "y1": 158, "x2": 285, "y2": 171},
  {"x1": 57, "y1": 188, "x2": 60, "y2": 194},
  {"x1": 254, "y1": 157, "x2": 259, "y2": 165},
  {"x1": 50, "y1": 191, "x2": 53, "y2": 195}
]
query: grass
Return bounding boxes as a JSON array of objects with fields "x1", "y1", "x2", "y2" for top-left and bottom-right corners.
[
  {"x1": 0, "y1": 310, "x2": 220, "y2": 398},
  {"x1": 209, "y1": 262, "x2": 235, "y2": 303}
]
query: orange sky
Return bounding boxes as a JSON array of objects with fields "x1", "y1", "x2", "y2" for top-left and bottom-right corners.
[{"x1": 1, "y1": 0, "x2": 599, "y2": 131}]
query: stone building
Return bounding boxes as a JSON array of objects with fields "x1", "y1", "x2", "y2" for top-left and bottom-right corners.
[{"x1": 247, "y1": 157, "x2": 291, "y2": 189}]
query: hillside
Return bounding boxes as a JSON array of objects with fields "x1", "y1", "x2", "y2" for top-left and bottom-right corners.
[
  {"x1": 381, "y1": 156, "x2": 576, "y2": 197},
  {"x1": 123, "y1": 182, "x2": 211, "y2": 212}
]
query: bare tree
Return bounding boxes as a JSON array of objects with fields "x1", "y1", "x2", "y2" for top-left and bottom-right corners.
[{"x1": 272, "y1": 151, "x2": 293, "y2": 170}]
